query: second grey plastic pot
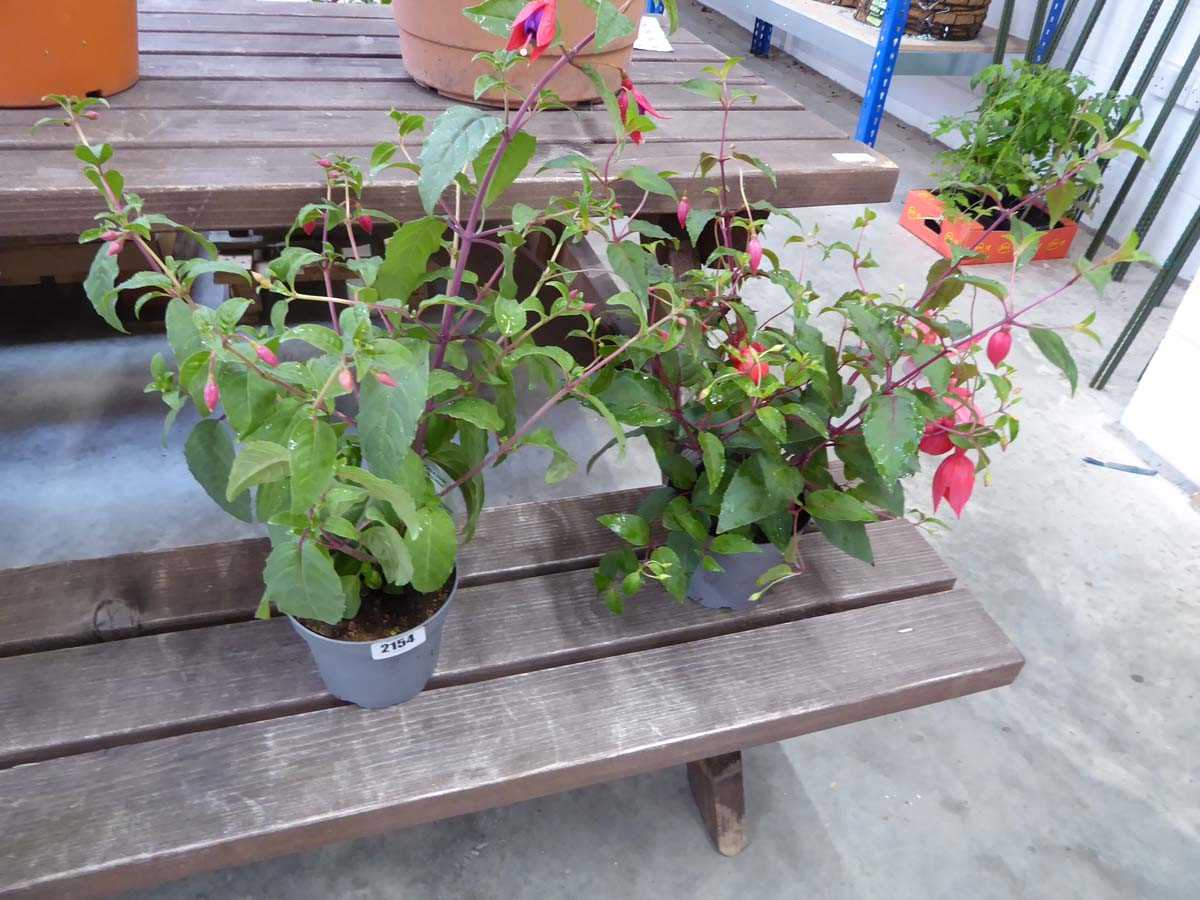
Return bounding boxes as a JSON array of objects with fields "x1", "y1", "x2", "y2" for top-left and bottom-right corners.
[
  {"x1": 288, "y1": 570, "x2": 458, "y2": 709},
  {"x1": 686, "y1": 543, "x2": 785, "y2": 611}
]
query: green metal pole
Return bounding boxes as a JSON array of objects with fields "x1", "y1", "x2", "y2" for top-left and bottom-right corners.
[
  {"x1": 992, "y1": 0, "x2": 1017, "y2": 66},
  {"x1": 1065, "y1": 0, "x2": 1109, "y2": 72},
  {"x1": 1091, "y1": 205, "x2": 1200, "y2": 390},
  {"x1": 1112, "y1": 109, "x2": 1200, "y2": 282},
  {"x1": 1086, "y1": 0, "x2": 1199, "y2": 259},
  {"x1": 1107, "y1": 1, "x2": 1165, "y2": 95},
  {"x1": 1025, "y1": 0, "x2": 1051, "y2": 63},
  {"x1": 1044, "y1": 0, "x2": 1082, "y2": 61}
]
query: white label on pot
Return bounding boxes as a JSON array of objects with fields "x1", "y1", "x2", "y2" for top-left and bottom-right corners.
[{"x1": 370, "y1": 626, "x2": 426, "y2": 661}]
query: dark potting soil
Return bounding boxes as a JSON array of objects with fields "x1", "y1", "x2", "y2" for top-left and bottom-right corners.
[
  {"x1": 938, "y1": 191, "x2": 1054, "y2": 231},
  {"x1": 298, "y1": 574, "x2": 454, "y2": 642}
]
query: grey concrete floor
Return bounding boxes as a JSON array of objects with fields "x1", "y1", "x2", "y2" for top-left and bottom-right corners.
[{"x1": 4, "y1": 4, "x2": 1199, "y2": 898}]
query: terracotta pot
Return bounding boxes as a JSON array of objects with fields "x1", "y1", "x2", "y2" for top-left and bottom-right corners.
[
  {"x1": 1, "y1": 0, "x2": 140, "y2": 109},
  {"x1": 393, "y1": 0, "x2": 640, "y2": 105}
]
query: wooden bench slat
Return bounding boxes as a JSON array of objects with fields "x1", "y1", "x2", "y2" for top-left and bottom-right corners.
[
  {"x1": 139, "y1": 0, "x2": 394, "y2": 18},
  {"x1": 0, "y1": 139, "x2": 897, "y2": 239},
  {"x1": 0, "y1": 590, "x2": 1021, "y2": 898},
  {"x1": 0, "y1": 78, "x2": 802, "y2": 114},
  {"x1": 136, "y1": 12, "x2": 708, "y2": 45},
  {"x1": 0, "y1": 519, "x2": 954, "y2": 768},
  {"x1": 136, "y1": 32, "x2": 727, "y2": 63},
  {"x1": 4, "y1": 107, "x2": 842, "y2": 152},
  {"x1": 131, "y1": 53, "x2": 767, "y2": 85},
  {"x1": 0, "y1": 487, "x2": 655, "y2": 657}
]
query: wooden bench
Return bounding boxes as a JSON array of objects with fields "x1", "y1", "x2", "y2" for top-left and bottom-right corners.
[{"x1": 0, "y1": 488, "x2": 1022, "y2": 897}]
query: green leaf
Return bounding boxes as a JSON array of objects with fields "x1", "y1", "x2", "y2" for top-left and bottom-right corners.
[
  {"x1": 288, "y1": 417, "x2": 337, "y2": 514},
  {"x1": 463, "y1": 0, "x2": 526, "y2": 36},
  {"x1": 582, "y1": 0, "x2": 636, "y2": 50},
  {"x1": 959, "y1": 274, "x2": 1007, "y2": 301},
  {"x1": 403, "y1": 505, "x2": 457, "y2": 593},
  {"x1": 804, "y1": 489, "x2": 877, "y2": 523},
  {"x1": 441, "y1": 397, "x2": 503, "y2": 431},
  {"x1": 1028, "y1": 327, "x2": 1078, "y2": 395},
  {"x1": 493, "y1": 293, "x2": 526, "y2": 335},
  {"x1": 619, "y1": 165, "x2": 676, "y2": 199},
  {"x1": 215, "y1": 366, "x2": 276, "y2": 437},
  {"x1": 472, "y1": 130, "x2": 536, "y2": 207},
  {"x1": 649, "y1": 545, "x2": 688, "y2": 601},
  {"x1": 754, "y1": 407, "x2": 787, "y2": 442},
  {"x1": 698, "y1": 431, "x2": 725, "y2": 493},
  {"x1": 607, "y1": 241, "x2": 650, "y2": 301},
  {"x1": 1045, "y1": 181, "x2": 1080, "y2": 228},
  {"x1": 359, "y1": 349, "x2": 429, "y2": 480},
  {"x1": 165, "y1": 297, "x2": 202, "y2": 364},
  {"x1": 862, "y1": 392, "x2": 923, "y2": 482},
  {"x1": 185, "y1": 419, "x2": 253, "y2": 523},
  {"x1": 844, "y1": 302, "x2": 898, "y2": 363},
  {"x1": 362, "y1": 523, "x2": 415, "y2": 587},
  {"x1": 285, "y1": 323, "x2": 342, "y2": 355},
  {"x1": 83, "y1": 245, "x2": 127, "y2": 334},
  {"x1": 597, "y1": 371, "x2": 673, "y2": 427},
  {"x1": 814, "y1": 518, "x2": 874, "y2": 565},
  {"x1": 337, "y1": 465, "x2": 418, "y2": 529},
  {"x1": 717, "y1": 459, "x2": 776, "y2": 533},
  {"x1": 679, "y1": 78, "x2": 723, "y2": 101},
  {"x1": 262, "y1": 536, "x2": 345, "y2": 624},
  {"x1": 519, "y1": 427, "x2": 578, "y2": 484},
  {"x1": 686, "y1": 208, "x2": 717, "y2": 245},
  {"x1": 663, "y1": 496, "x2": 709, "y2": 543},
  {"x1": 374, "y1": 217, "x2": 447, "y2": 304},
  {"x1": 418, "y1": 106, "x2": 505, "y2": 214},
  {"x1": 598, "y1": 513, "x2": 650, "y2": 547},
  {"x1": 226, "y1": 441, "x2": 290, "y2": 501},
  {"x1": 711, "y1": 533, "x2": 762, "y2": 555}
]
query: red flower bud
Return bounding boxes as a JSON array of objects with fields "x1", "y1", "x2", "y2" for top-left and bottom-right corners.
[
  {"x1": 254, "y1": 343, "x2": 279, "y2": 367},
  {"x1": 987, "y1": 327, "x2": 1013, "y2": 367},
  {"x1": 316, "y1": 158, "x2": 333, "y2": 169},
  {"x1": 932, "y1": 450, "x2": 975, "y2": 518},
  {"x1": 580, "y1": 302, "x2": 596, "y2": 313},
  {"x1": 677, "y1": 195, "x2": 691, "y2": 232},
  {"x1": 203, "y1": 376, "x2": 220, "y2": 412},
  {"x1": 747, "y1": 236, "x2": 763, "y2": 275},
  {"x1": 338, "y1": 368, "x2": 355, "y2": 392},
  {"x1": 356, "y1": 214, "x2": 374, "y2": 235},
  {"x1": 375, "y1": 372, "x2": 397, "y2": 388},
  {"x1": 99, "y1": 229, "x2": 122, "y2": 242},
  {"x1": 301, "y1": 219, "x2": 317, "y2": 237},
  {"x1": 105, "y1": 239, "x2": 123, "y2": 257},
  {"x1": 83, "y1": 110, "x2": 100, "y2": 120}
]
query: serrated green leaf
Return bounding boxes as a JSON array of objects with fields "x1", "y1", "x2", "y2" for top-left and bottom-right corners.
[
  {"x1": 598, "y1": 512, "x2": 650, "y2": 547},
  {"x1": 288, "y1": 417, "x2": 337, "y2": 514},
  {"x1": 417, "y1": 106, "x2": 504, "y2": 214},
  {"x1": 226, "y1": 440, "x2": 290, "y2": 501},
  {"x1": 863, "y1": 392, "x2": 923, "y2": 482},
  {"x1": 1028, "y1": 327, "x2": 1078, "y2": 395},
  {"x1": 403, "y1": 505, "x2": 457, "y2": 593},
  {"x1": 262, "y1": 535, "x2": 345, "y2": 624},
  {"x1": 185, "y1": 419, "x2": 254, "y2": 523},
  {"x1": 698, "y1": 431, "x2": 725, "y2": 493},
  {"x1": 804, "y1": 489, "x2": 877, "y2": 523},
  {"x1": 362, "y1": 523, "x2": 415, "y2": 587}
]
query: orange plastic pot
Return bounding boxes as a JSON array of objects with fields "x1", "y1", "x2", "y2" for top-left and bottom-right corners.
[
  {"x1": 393, "y1": 1, "x2": 639, "y2": 105},
  {"x1": 1, "y1": 1, "x2": 140, "y2": 109}
]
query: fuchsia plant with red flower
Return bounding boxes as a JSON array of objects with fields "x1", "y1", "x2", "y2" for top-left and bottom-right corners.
[
  {"x1": 506, "y1": 0, "x2": 558, "y2": 60},
  {"x1": 618, "y1": 73, "x2": 668, "y2": 144}
]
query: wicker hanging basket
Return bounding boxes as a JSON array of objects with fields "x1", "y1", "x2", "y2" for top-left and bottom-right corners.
[
  {"x1": 818, "y1": 0, "x2": 859, "y2": 7},
  {"x1": 854, "y1": 0, "x2": 991, "y2": 41}
]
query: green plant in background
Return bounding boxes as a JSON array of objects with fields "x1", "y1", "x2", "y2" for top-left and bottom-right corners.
[{"x1": 933, "y1": 61, "x2": 1140, "y2": 225}]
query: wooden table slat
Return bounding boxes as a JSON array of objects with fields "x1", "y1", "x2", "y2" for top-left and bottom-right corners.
[
  {"x1": 0, "y1": 518, "x2": 954, "y2": 768},
  {"x1": 0, "y1": 487, "x2": 657, "y2": 658},
  {"x1": 0, "y1": 590, "x2": 1022, "y2": 898}
]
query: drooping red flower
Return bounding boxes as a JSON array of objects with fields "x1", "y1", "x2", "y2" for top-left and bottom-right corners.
[
  {"x1": 356, "y1": 214, "x2": 374, "y2": 235},
  {"x1": 618, "y1": 74, "x2": 668, "y2": 144},
  {"x1": 203, "y1": 376, "x2": 220, "y2": 412},
  {"x1": 987, "y1": 326, "x2": 1013, "y2": 367},
  {"x1": 676, "y1": 196, "x2": 690, "y2": 232},
  {"x1": 254, "y1": 343, "x2": 279, "y2": 367},
  {"x1": 747, "y1": 236, "x2": 763, "y2": 275},
  {"x1": 507, "y1": 0, "x2": 557, "y2": 61},
  {"x1": 301, "y1": 219, "x2": 317, "y2": 237},
  {"x1": 919, "y1": 419, "x2": 955, "y2": 455},
  {"x1": 932, "y1": 449, "x2": 975, "y2": 518},
  {"x1": 729, "y1": 341, "x2": 768, "y2": 386}
]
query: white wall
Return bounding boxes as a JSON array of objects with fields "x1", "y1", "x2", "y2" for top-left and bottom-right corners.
[
  {"x1": 1122, "y1": 277, "x2": 1200, "y2": 484},
  {"x1": 731, "y1": 1, "x2": 1200, "y2": 279}
]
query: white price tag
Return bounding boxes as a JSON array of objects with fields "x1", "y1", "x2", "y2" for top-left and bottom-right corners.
[
  {"x1": 370, "y1": 626, "x2": 427, "y2": 661},
  {"x1": 634, "y1": 16, "x2": 673, "y2": 52},
  {"x1": 833, "y1": 152, "x2": 877, "y2": 163}
]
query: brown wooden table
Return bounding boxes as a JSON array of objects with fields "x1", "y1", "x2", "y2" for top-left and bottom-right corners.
[
  {"x1": 0, "y1": 487, "x2": 1022, "y2": 897},
  {"x1": 0, "y1": 0, "x2": 899, "y2": 242}
]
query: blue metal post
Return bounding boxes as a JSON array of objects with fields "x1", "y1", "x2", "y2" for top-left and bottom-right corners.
[
  {"x1": 855, "y1": 0, "x2": 911, "y2": 147},
  {"x1": 750, "y1": 18, "x2": 774, "y2": 57},
  {"x1": 645, "y1": 0, "x2": 664, "y2": 13},
  {"x1": 1033, "y1": 0, "x2": 1067, "y2": 63}
]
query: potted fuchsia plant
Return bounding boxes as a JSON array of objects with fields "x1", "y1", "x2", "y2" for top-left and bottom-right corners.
[{"x1": 50, "y1": 0, "x2": 1147, "y2": 701}]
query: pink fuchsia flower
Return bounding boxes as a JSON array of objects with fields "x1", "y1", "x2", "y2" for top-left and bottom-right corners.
[
  {"x1": 105, "y1": 239, "x2": 124, "y2": 257},
  {"x1": 729, "y1": 341, "x2": 768, "y2": 386},
  {"x1": 987, "y1": 327, "x2": 1013, "y2": 367},
  {"x1": 203, "y1": 376, "x2": 220, "y2": 412},
  {"x1": 338, "y1": 368, "x2": 355, "y2": 392},
  {"x1": 316, "y1": 158, "x2": 332, "y2": 169},
  {"x1": 676, "y1": 196, "x2": 690, "y2": 232},
  {"x1": 376, "y1": 372, "x2": 397, "y2": 388},
  {"x1": 932, "y1": 449, "x2": 975, "y2": 518},
  {"x1": 618, "y1": 74, "x2": 667, "y2": 144},
  {"x1": 254, "y1": 343, "x2": 279, "y2": 367},
  {"x1": 83, "y1": 110, "x2": 100, "y2": 120},
  {"x1": 747, "y1": 236, "x2": 763, "y2": 275},
  {"x1": 356, "y1": 214, "x2": 374, "y2": 235},
  {"x1": 507, "y1": 0, "x2": 557, "y2": 61},
  {"x1": 914, "y1": 320, "x2": 940, "y2": 346},
  {"x1": 945, "y1": 385, "x2": 983, "y2": 427},
  {"x1": 919, "y1": 419, "x2": 955, "y2": 456}
]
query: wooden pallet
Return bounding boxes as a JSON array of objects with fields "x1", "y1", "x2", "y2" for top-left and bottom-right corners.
[{"x1": 0, "y1": 487, "x2": 1022, "y2": 897}]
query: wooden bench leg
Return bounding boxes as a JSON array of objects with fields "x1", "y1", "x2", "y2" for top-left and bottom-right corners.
[{"x1": 686, "y1": 750, "x2": 747, "y2": 856}]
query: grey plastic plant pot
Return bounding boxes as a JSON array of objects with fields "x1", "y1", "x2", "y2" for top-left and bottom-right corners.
[
  {"x1": 288, "y1": 570, "x2": 458, "y2": 709},
  {"x1": 686, "y1": 543, "x2": 785, "y2": 611}
]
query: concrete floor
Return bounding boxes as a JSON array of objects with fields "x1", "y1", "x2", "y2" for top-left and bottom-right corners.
[{"x1": 3, "y1": 4, "x2": 1199, "y2": 897}]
